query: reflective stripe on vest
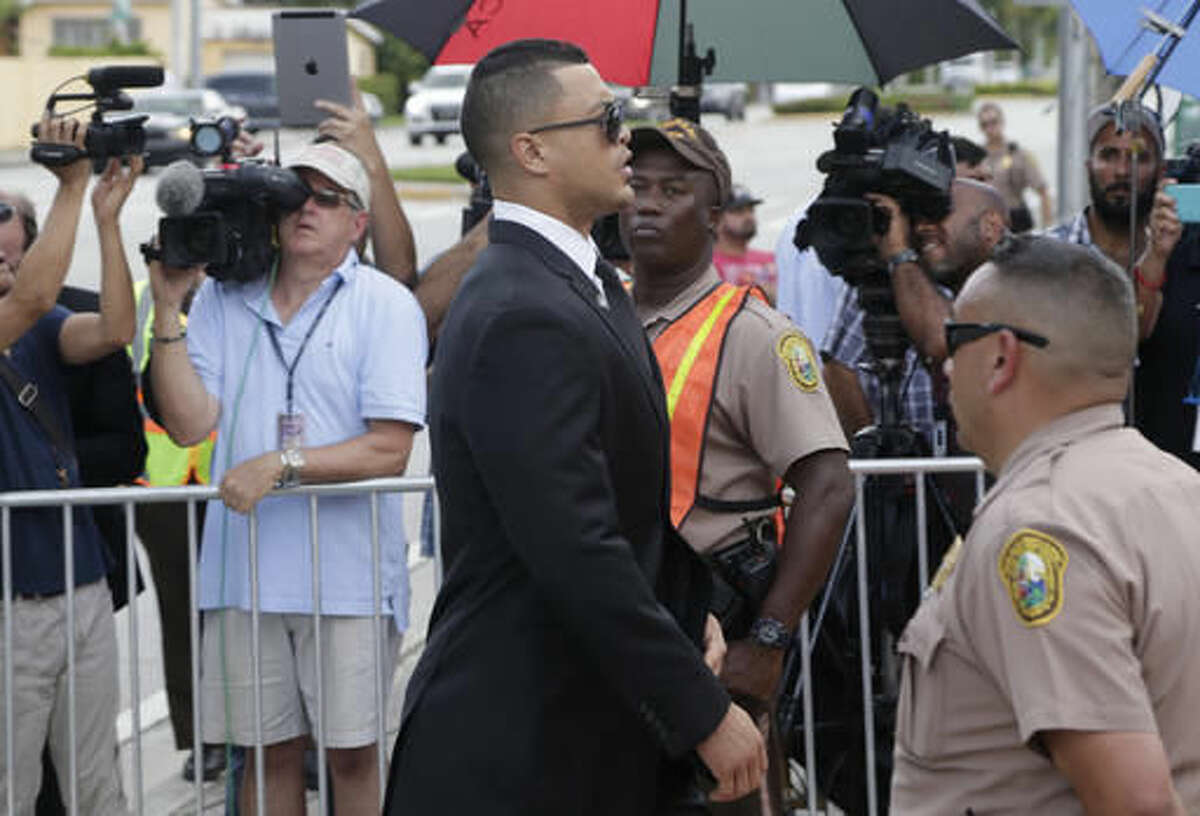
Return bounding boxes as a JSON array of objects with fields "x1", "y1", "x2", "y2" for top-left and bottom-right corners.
[
  {"x1": 131, "y1": 280, "x2": 216, "y2": 486},
  {"x1": 652, "y1": 283, "x2": 761, "y2": 528}
]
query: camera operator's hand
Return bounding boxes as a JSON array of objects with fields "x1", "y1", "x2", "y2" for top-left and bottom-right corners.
[
  {"x1": 37, "y1": 112, "x2": 91, "y2": 188},
  {"x1": 91, "y1": 155, "x2": 143, "y2": 224},
  {"x1": 864, "y1": 192, "x2": 912, "y2": 259},
  {"x1": 219, "y1": 451, "x2": 284, "y2": 514},
  {"x1": 314, "y1": 87, "x2": 386, "y2": 176},
  {"x1": 230, "y1": 126, "x2": 264, "y2": 160},
  {"x1": 147, "y1": 257, "x2": 204, "y2": 317}
]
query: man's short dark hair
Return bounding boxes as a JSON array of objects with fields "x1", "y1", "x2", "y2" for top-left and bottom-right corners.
[
  {"x1": 989, "y1": 233, "x2": 1136, "y2": 375},
  {"x1": 951, "y1": 136, "x2": 987, "y2": 168},
  {"x1": 460, "y1": 39, "x2": 589, "y2": 176}
]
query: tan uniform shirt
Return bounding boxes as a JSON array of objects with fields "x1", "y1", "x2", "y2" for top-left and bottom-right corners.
[
  {"x1": 983, "y1": 144, "x2": 1047, "y2": 211},
  {"x1": 891, "y1": 404, "x2": 1200, "y2": 814},
  {"x1": 638, "y1": 267, "x2": 847, "y2": 554}
]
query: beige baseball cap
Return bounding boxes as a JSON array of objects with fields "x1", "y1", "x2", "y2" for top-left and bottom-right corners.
[{"x1": 288, "y1": 142, "x2": 371, "y2": 210}]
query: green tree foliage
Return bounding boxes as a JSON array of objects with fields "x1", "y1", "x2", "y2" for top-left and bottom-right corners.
[
  {"x1": 0, "y1": 0, "x2": 21, "y2": 55},
  {"x1": 377, "y1": 33, "x2": 429, "y2": 106},
  {"x1": 979, "y1": 0, "x2": 1060, "y2": 67}
]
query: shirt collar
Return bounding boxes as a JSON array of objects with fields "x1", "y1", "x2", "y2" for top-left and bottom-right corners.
[
  {"x1": 975, "y1": 402, "x2": 1125, "y2": 517},
  {"x1": 492, "y1": 199, "x2": 600, "y2": 281},
  {"x1": 636, "y1": 265, "x2": 722, "y2": 330},
  {"x1": 240, "y1": 248, "x2": 359, "y2": 326}
]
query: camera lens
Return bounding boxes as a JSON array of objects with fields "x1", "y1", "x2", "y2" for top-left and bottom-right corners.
[{"x1": 191, "y1": 124, "x2": 224, "y2": 156}]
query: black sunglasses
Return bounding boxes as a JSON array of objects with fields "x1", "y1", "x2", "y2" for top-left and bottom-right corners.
[
  {"x1": 528, "y1": 100, "x2": 624, "y2": 143},
  {"x1": 308, "y1": 187, "x2": 361, "y2": 211},
  {"x1": 0, "y1": 202, "x2": 13, "y2": 224},
  {"x1": 944, "y1": 321, "x2": 1049, "y2": 357}
]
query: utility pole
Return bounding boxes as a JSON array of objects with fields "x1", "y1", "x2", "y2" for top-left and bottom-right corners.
[
  {"x1": 189, "y1": 0, "x2": 202, "y2": 88},
  {"x1": 1057, "y1": 5, "x2": 1090, "y2": 220}
]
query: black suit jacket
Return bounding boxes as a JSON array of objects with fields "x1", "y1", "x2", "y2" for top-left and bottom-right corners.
[{"x1": 385, "y1": 220, "x2": 729, "y2": 815}]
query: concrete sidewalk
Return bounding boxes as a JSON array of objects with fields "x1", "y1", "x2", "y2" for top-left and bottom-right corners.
[{"x1": 122, "y1": 555, "x2": 438, "y2": 814}]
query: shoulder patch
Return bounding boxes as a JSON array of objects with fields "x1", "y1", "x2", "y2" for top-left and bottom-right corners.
[
  {"x1": 776, "y1": 332, "x2": 820, "y2": 392},
  {"x1": 997, "y1": 528, "x2": 1068, "y2": 627}
]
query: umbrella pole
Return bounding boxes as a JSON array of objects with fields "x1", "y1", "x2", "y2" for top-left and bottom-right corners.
[{"x1": 669, "y1": 23, "x2": 714, "y2": 123}]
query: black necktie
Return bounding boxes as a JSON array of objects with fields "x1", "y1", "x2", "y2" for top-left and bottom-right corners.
[{"x1": 595, "y1": 259, "x2": 638, "y2": 333}]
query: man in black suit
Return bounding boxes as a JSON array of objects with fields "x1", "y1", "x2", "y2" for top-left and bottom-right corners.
[{"x1": 384, "y1": 39, "x2": 765, "y2": 814}]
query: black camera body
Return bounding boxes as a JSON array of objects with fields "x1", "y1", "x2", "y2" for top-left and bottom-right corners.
[
  {"x1": 795, "y1": 88, "x2": 955, "y2": 283},
  {"x1": 189, "y1": 116, "x2": 242, "y2": 162},
  {"x1": 794, "y1": 88, "x2": 955, "y2": 367},
  {"x1": 30, "y1": 65, "x2": 163, "y2": 167},
  {"x1": 1166, "y1": 141, "x2": 1200, "y2": 183},
  {"x1": 155, "y1": 161, "x2": 309, "y2": 284}
]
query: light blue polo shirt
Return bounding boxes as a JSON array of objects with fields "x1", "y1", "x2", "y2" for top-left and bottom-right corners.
[{"x1": 187, "y1": 250, "x2": 427, "y2": 630}]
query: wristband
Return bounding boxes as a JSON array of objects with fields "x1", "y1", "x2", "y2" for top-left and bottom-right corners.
[
  {"x1": 1133, "y1": 265, "x2": 1166, "y2": 292},
  {"x1": 151, "y1": 330, "x2": 187, "y2": 344}
]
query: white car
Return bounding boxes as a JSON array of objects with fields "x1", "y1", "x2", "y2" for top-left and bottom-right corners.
[{"x1": 404, "y1": 64, "x2": 472, "y2": 146}]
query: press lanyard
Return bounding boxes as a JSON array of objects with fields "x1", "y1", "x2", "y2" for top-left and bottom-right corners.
[{"x1": 265, "y1": 278, "x2": 344, "y2": 415}]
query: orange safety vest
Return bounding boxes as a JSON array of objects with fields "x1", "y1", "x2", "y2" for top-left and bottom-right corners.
[{"x1": 652, "y1": 282, "x2": 781, "y2": 535}]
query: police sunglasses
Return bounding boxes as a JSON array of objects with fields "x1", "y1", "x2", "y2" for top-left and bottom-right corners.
[
  {"x1": 528, "y1": 100, "x2": 624, "y2": 144},
  {"x1": 944, "y1": 321, "x2": 1049, "y2": 357},
  {"x1": 0, "y1": 202, "x2": 13, "y2": 223}
]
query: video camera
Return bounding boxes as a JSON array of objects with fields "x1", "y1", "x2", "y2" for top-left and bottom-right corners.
[
  {"x1": 30, "y1": 65, "x2": 164, "y2": 167},
  {"x1": 795, "y1": 88, "x2": 955, "y2": 283},
  {"x1": 189, "y1": 116, "x2": 242, "y2": 163},
  {"x1": 794, "y1": 87, "x2": 955, "y2": 371},
  {"x1": 148, "y1": 158, "x2": 309, "y2": 284}
]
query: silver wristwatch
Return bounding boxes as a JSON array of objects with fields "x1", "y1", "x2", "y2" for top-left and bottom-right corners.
[
  {"x1": 749, "y1": 617, "x2": 793, "y2": 650},
  {"x1": 886, "y1": 248, "x2": 920, "y2": 275},
  {"x1": 276, "y1": 447, "x2": 305, "y2": 489}
]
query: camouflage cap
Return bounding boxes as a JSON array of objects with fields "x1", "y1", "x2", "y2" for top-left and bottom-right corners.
[{"x1": 629, "y1": 118, "x2": 732, "y2": 206}]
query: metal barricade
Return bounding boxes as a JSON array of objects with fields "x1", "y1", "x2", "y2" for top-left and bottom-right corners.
[
  {"x1": 0, "y1": 476, "x2": 436, "y2": 816},
  {"x1": 2, "y1": 457, "x2": 981, "y2": 816},
  {"x1": 784, "y1": 456, "x2": 985, "y2": 816}
]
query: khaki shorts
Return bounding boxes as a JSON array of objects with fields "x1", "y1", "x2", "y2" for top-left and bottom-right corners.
[{"x1": 200, "y1": 610, "x2": 400, "y2": 748}]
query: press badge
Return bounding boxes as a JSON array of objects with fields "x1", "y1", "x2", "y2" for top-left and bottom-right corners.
[{"x1": 277, "y1": 411, "x2": 306, "y2": 451}]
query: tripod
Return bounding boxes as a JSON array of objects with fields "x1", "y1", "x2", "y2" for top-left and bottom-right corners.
[{"x1": 777, "y1": 302, "x2": 962, "y2": 815}]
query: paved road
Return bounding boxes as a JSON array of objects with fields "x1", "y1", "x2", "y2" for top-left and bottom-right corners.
[{"x1": 6, "y1": 95, "x2": 1064, "y2": 809}]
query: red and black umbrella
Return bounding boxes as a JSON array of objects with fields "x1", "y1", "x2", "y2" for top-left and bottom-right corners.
[{"x1": 350, "y1": 0, "x2": 1017, "y2": 88}]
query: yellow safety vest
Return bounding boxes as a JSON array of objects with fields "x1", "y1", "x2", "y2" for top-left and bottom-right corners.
[{"x1": 130, "y1": 279, "x2": 215, "y2": 486}]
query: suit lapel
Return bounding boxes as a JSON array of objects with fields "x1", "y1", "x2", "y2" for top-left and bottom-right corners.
[{"x1": 489, "y1": 220, "x2": 667, "y2": 428}]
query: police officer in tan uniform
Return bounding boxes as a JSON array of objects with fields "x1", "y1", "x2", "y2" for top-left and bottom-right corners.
[
  {"x1": 892, "y1": 234, "x2": 1200, "y2": 814},
  {"x1": 621, "y1": 119, "x2": 855, "y2": 815}
]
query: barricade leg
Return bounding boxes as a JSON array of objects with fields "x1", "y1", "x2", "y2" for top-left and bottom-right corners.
[
  {"x1": 2, "y1": 507, "x2": 12, "y2": 816},
  {"x1": 124, "y1": 501, "x2": 142, "y2": 815},
  {"x1": 370, "y1": 491, "x2": 385, "y2": 806},
  {"x1": 310, "y1": 495, "x2": 327, "y2": 816},
  {"x1": 186, "y1": 500, "x2": 203, "y2": 814},
  {"x1": 853, "y1": 476, "x2": 878, "y2": 816},
  {"x1": 249, "y1": 507, "x2": 265, "y2": 816}
]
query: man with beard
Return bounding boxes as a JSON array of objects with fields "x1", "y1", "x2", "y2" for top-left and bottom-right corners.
[
  {"x1": 821, "y1": 179, "x2": 1010, "y2": 448},
  {"x1": 1044, "y1": 102, "x2": 1181, "y2": 341},
  {"x1": 713, "y1": 185, "x2": 778, "y2": 303},
  {"x1": 623, "y1": 119, "x2": 854, "y2": 816},
  {"x1": 1045, "y1": 102, "x2": 1200, "y2": 472}
]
